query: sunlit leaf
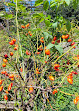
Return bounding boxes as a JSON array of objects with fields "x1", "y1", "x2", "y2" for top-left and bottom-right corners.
[
  {"x1": 65, "y1": 0, "x2": 70, "y2": 5},
  {"x1": 43, "y1": 0, "x2": 49, "y2": 11},
  {"x1": 35, "y1": 0, "x2": 43, "y2": 6},
  {"x1": 47, "y1": 43, "x2": 54, "y2": 49},
  {"x1": 55, "y1": 45, "x2": 63, "y2": 55}
]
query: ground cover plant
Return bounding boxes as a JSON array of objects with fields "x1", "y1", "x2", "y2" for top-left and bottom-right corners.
[{"x1": 0, "y1": 0, "x2": 79, "y2": 111}]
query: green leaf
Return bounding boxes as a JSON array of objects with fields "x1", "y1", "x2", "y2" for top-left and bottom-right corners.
[
  {"x1": 55, "y1": 45, "x2": 63, "y2": 55},
  {"x1": 32, "y1": 14, "x2": 41, "y2": 18},
  {"x1": 49, "y1": 34, "x2": 52, "y2": 39},
  {"x1": 43, "y1": 32, "x2": 49, "y2": 40},
  {"x1": 50, "y1": 1, "x2": 57, "y2": 8},
  {"x1": 52, "y1": 22, "x2": 58, "y2": 28},
  {"x1": 65, "y1": 0, "x2": 70, "y2": 5},
  {"x1": 73, "y1": 0, "x2": 79, "y2": 9},
  {"x1": 77, "y1": 101, "x2": 79, "y2": 109},
  {"x1": 66, "y1": 20, "x2": 71, "y2": 32},
  {"x1": 47, "y1": 43, "x2": 54, "y2": 49},
  {"x1": 18, "y1": 5, "x2": 26, "y2": 11},
  {"x1": 39, "y1": 18, "x2": 44, "y2": 23},
  {"x1": 8, "y1": 3, "x2": 16, "y2": 7},
  {"x1": 46, "y1": 15, "x2": 51, "y2": 20},
  {"x1": 32, "y1": 13, "x2": 44, "y2": 18},
  {"x1": 4, "y1": 13, "x2": 13, "y2": 19},
  {"x1": 32, "y1": 13, "x2": 44, "y2": 24},
  {"x1": 43, "y1": 0, "x2": 49, "y2": 11},
  {"x1": 43, "y1": 32, "x2": 52, "y2": 40},
  {"x1": 32, "y1": 28, "x2": 41, "y2": 32},
  {"x1": 35, "y1": 0, "x2": 43, "y2": 6},
  {"x1": 45, "y1": 20, "x2": 50, "y2": 26}
]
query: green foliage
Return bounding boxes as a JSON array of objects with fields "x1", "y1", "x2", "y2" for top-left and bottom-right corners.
[
  {"x1": 43, "y1": 0, "x2": 49, "y2": 11},
  {"x1": 55, "y1": 44, "x2": 63, "y2": 55},
  {"x1": 46, "y1": 43, "x2": 63, "y2": 55},
  {"x1": 3, "y1": 13, "x2": 13, "y2": 19},
  {"x1": 0, "y1": 0, "x2": 79, "y2": 111},
  {"x1": 66, "y1": 20, "x2": 71, "y2": 32},
  {"x1": 65, "y1": 0, "x2": 71, "y2": 5},
  {"x1": 35, "y1": 0, "x2": 43, "y2": 6},
  {"x1": 52, "y1": 22, "x2": 58, "y2": 29},
  {"x1": 43, "y1": 32, "x2": 52, "y2": 41},
  {"x1": 47, "y1": 43, "x2": 54, "y2": 49}
]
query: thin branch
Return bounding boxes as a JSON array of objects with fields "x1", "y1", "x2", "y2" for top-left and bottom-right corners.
[{"x1": 15, "y1": 63, "x2": 24, "y2": 81}]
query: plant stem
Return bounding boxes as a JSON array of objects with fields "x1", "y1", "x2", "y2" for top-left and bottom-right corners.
[
  {"x1": 57, "y1": 89, "x2": 74, "y2": 96},
  {"x1": 52, "y1": 44, "x2": 77, "y2": 65},
  {"x1": 16, "y1": 0, "x2": 25, "y2": 79}
]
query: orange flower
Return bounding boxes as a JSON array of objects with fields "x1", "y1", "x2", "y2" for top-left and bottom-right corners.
[
  {"x1": 38, "y1": 45, "x2": 43, "y2": 51},
  {"x1": 39, "y1": 45, "x2": 42, "y2": 48},
  {"x1": 25, "y1": 23, "x2": 30, "y2": 28},
  {"x1": 1, "y1": 71, "x2": 7, "y2": 74},
  {"x1": 40, "y1": 39, "x2": 44, "y2": 43},
  {"x1": 76, "y1": 96, "x2": 79, "y2": 101},
  {"x1": 54, "y1": 64, "x2": 60, "y2": 67},
  {"x1": 8, "y1": 85, "x2": 11, "y2": 91},
  {"x1": 20, "y1": 68, "x2": 23, "y2": 72},
  {"x1": 9, "y1": 40, "x2": 14, "y2": 45},
  {"x1": 4, "y1": 95, "x2": 8, "y2": 100},
  {"x1": 3, "y1": 59, "x2": 7, "y2": 63},
  {"x1": 45, "y1": 49, "x2": 50, "y2": 55},
  {"x1": 73, "y1": 99, "x2": 78, "y2": 104},
  {"x1": 52, "y1": 89, "x2": 58, "y2": 94},
  {"x1": 49, "y1": 76, "x2": 54, "y2": 81},
  {"x1": 45, "y1": 61, "x2": 47, "y2": 63},
  {"x1": 62, "y1": 35, "x2": 66, "y2": 39},
  {"x1": 14, "y1": 47, "x2": 17, "y2": 50},
  {"x1": 36, "y1": 68, "x2": 40, "y2": 74},
  {"x1": 36, "y1": 70, "x2": 40, "y2": 74},
  {"x1": 65, "y1": 34, "x2": 69, "y2": 39},
  {"x1": 9, "y1": 74, "x2": 14, "y2": 78},
  {"x1": 68, "y1": 39, "x2": 72, "y2": 42},
  {"x1": 26, "y1": 50, "x2": 29, "y2": 55},
  {"x1": 54, "y1": 64, "x2": 60, "y2": 71},
  {"x1": 53, "y1": 36, "x2": 57, "y2": 41},
  {"x1": 51, "y1": 41, "x2": 55, "y2": 44},
  {"x1": 21, "y1": 25, "x2": 25, "y2": 29},
  {"x1": 71, "y1": 42, "x2": 75, "y2": 46},
  {"x1": 57, "y1": 40, "x2": 60, "y2": 43},
  {"x1": 0, "y1": 80, "x2": 3, "y2": 85},
  {"x1": 5, "y1": 90, "x2": 9, "y2": 94},
  {"x1": 12, "y1": 39, "x2": 16, "y2": 43},
  {"x1": 2, "y1": 63, "x2": 6, "y2": 67},
  {"x1": 29, "y1": 33, "x2": 32, "y2": 36},
  {"x1": 67, "y1": 78, "x2": 73, "y2": 84},
  {"x1": 11, "y1": 78, "x2": 14, "y2": 81},
  {"x1": 41, "y1": 37, "x2": 44, "y2": 39},
  {"x1": 36, "y1": 52, "x2": 41, "y2": 55},
  {"x1": 54, "y1": 67, "x2": 59, "y2": 71},
  {"x1": 29, "y1": 85, "x2": 33, "y2": 93},
  {"x1": 0, "y1": 86, "x2": 3, "y2": 92},
  {"x1": 28, "y1": 31, "x2": 31, "y2": 34},
  {"x1": 10, "y1": 52, "x2": 13, "y2": 56}
]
